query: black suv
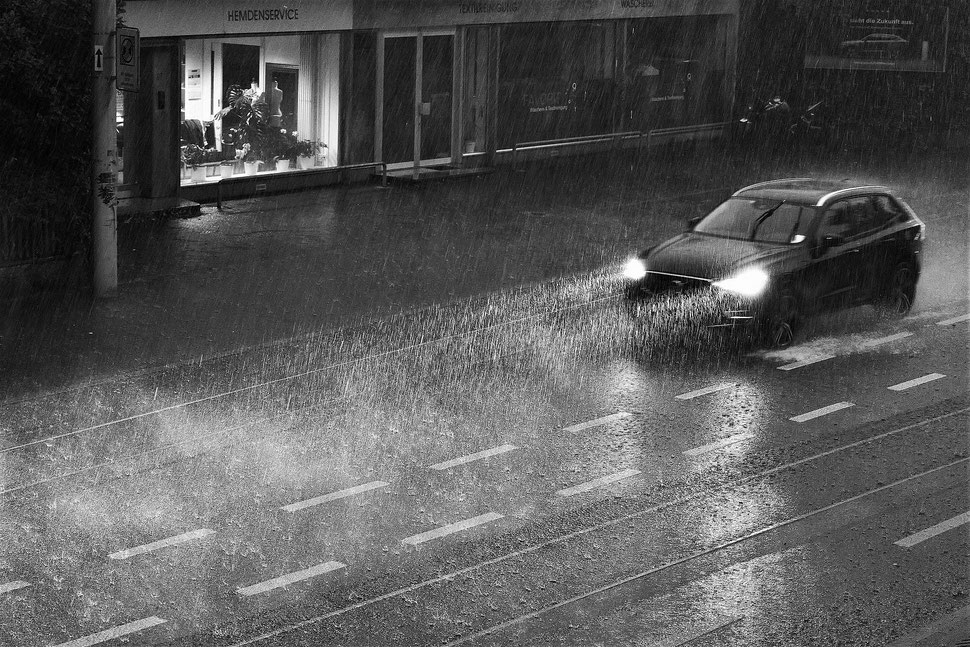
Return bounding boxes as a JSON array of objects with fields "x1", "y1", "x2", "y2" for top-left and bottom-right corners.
[{"x1": 622, "y1": 178, "x2": 926, "y2": 347}]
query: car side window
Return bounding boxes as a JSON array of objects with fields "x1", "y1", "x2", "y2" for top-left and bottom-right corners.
[
  {"x1": 872, "y1": 195, "x2": 908, "y2": 227},
  {"x1": 819, "y1": 199, "x2": 856, "y2": 240},
  {"x1": 819, "y1": 197, "x2": 874, "y2": 241}
]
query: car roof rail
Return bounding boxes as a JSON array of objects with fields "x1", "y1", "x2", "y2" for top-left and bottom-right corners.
[
  {"x1": 816, "y1": 185, "x2": 891, "y2": 206},
  {"x1": 733, "y1": 178, "x2": 815, "y2": 196}
]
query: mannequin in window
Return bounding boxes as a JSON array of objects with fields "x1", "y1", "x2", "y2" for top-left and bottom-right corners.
[{"x1": 267, "y1": 80, "x2": 283, "y2": 127}]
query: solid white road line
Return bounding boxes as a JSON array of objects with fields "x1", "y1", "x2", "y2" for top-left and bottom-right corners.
[
  {"x1": 862, "y1": 331, "x2": 914, "y2": 348},
  {"x1": 563, "y1": 412, "x2": 631, "y2": 433},
  {"x1": 675, "y1": 383, "x2": 734, "y2": 400},
  {"x1": 237, "y1": 561, "x2": 346, "y2": 597},
  {"x1": 654, "y1": 616, "x2": 745, "y2": 647},
  {"x1": 556, "y1": 469, "x2": 641, "y2": 497},
  {"x1": 777, "y1": 355, "x2": 836, "y2": 371},
  {"x1": 888, "y1": 373, "x2": 946, "y2": 392},
  {"x1": 790, "y1": 401, "x2": 855, "y2": 423},
  {"x1": 0, "y1": 580, "x2": 29, "y2": 595},
  {"x1": 108, "y1": 528, "x2": 216, "y2": 560},
  {"x1": 895, "y1": 511, "x2": 970, "y2": 548},
  {"x1": 402, "y1": 513, "x2": 504, "y2": 547},
  {"x1": 282, "y1": 481, "x2": 389, "y2": 513},
  {"x1": 684, "y1": 434, "x2": 755, "y2": 457},
  {"x1": 937, "y1": 313, "x2": 970, "y2": 326},
  {"x1": 53, "y1": 616, "x2": 167, "y2": 647},
  {"x1": 429, "y1": 444, "x2": 518, "y2": 471}
]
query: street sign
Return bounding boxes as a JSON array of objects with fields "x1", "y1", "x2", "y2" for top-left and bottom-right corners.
[
  {"x1": 94, "y1": 44, "x2": 104, "y2": 72},
  {"x1": 116, "y1": 27, "x2": 140, "y2": 92}
]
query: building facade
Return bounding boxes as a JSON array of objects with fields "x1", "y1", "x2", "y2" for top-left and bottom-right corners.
[{"x1": 119, "y1": 0, "x2": 739, "y2": 206}]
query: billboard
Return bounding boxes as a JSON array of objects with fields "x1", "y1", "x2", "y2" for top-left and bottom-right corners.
[{"x1": 805, "y1": 2, "x2": 948, "y2": 73}]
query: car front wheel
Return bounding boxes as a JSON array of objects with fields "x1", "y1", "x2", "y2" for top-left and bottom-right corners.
[{"x1": 760, "y1": 291, "x2": 800, "y2": 349}]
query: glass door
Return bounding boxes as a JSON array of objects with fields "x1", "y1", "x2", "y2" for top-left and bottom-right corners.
[
  {"x1": 381, "y1": 31, "x2": 454, "y2": 169},
  {"x1": 382, "y1": 36, "x2": 416, "y2": 165}
]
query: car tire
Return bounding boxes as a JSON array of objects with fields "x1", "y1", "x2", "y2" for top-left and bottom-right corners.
[
  {"x1": 876, "y1": 261, "x2": 917, "y2": 318},
  {"x1": 761, "y1": 291, "x2": 800, "y2": 349}
]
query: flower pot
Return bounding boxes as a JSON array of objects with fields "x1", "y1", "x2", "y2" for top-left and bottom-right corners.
[
  {"x1": 220, "y1": 164, "x2": 234, "y2": 178},
  {"x1": 276, "y1": 159, "x2": 291, "y2": 171},
  {"x1": 191, "y1": 166, "x2": 206, "y2": 183},
  {"x1": 298, "y1": 155, "x2": 314, "y2": 170},
  {"x1": 464, "y1": 140, "x2": 476, "y2": 154},
  {"x1": 244, "y1": 161, "x2": 259, "y2": 175}
]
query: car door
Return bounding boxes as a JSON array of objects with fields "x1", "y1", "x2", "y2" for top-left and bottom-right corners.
[
  {"x1": 807, "y1": 197, "x2": 868, "y2": 309},
  {"x1": 859, "y1": 194, "x2": 911, "y2": 297}
]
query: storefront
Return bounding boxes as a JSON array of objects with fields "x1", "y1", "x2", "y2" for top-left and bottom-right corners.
[{"x1": 120, "y1": 0, "x2": 737, "y2": 205}]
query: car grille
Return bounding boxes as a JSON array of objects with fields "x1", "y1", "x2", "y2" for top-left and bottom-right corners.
[{"x1": 643, "y1": 272, "x2": 711, "y2": 295}]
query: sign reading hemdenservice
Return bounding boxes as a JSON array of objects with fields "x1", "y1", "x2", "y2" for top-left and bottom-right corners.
[
  {"x1": 124, "y1": 0, "x2": 353, "y2": 37},
  {"x1": 805, "y1": 1, "x2": 949, "y2": 73}
]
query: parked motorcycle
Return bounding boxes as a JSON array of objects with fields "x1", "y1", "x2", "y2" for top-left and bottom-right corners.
[{"x1": 734, "y1": 96, "x2": 831, "y2": 147}]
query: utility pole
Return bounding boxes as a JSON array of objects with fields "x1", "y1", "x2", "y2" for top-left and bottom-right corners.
[{"x1": 92, "y1": 0, "x2": 118, "y2": 297}]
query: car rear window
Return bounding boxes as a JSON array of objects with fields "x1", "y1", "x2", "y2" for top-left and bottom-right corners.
[{"x1": 695, "y1": 198, "x2": 811, "y2": 243}]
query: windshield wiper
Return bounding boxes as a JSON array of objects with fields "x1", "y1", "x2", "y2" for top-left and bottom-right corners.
[{"x1": 750, "y1": 200, "x2": 786, "y2": 241}]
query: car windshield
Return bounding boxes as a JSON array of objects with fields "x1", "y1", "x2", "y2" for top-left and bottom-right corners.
[{"x1": 694, "y1": 198, "x2": 810, "y2": 243}]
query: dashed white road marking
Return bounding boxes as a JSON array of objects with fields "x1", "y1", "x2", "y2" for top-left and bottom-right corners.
[
  {"x1": 556, "y1": 469, "x2": 641, "y2": 497},
  {"x1": 563, "y1": 412, "x2": 631, "y2": 432},
  {"x1": 684, "y1": 434, "x2": 755, "y2": 457},
  {"x1": 862, "y1": 331, "x2": 914, "y2": 348},
  {"x1": 108, "y1": 528, "x2": 216, "y2": 560},
  {"x1": 675, "y1": 383, "x2": 734, "y2": 400},
  {"x1": 282, "y1": 481, "x2": 389, "y2": 513},
  {"x1": 777, "y1": 354, "x2": 836, "y2": 371},
  {"x1": 0, "y1": 580, "x2": 29, "y2": 595},
  {"x1": 937, "y1": 313, "x2": 970, "y2": 326},
  {"x1": 895, "y1": 511, "x2": 970, "y2": 548},
  {"x1": 402, "y1": 513, "x2": 504, "y2": 547},
  {"x1": 429, "y1": 444, "x2": 518, "y2": 470},
  {"x1": 790, "y1": 401, "x2": 855, "y2": 423},
  {"x1": 53, "y1": 616, "x2": 167, "y2": 647},
  {"x1": 654, "y1": 615, "x2": 745, "y2": 647},
  {"x1": 237, "y1": 560, "x2": 346, "y2": 597},
  {"x1": 888, "y1": 373, "x2": 946, "y2": 392}
]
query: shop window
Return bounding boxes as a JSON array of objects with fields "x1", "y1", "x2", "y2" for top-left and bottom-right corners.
[
  {"x1": 497, "y1": 21, "x2": 617, "y2": 148},
  {"x1": 179, "y1": 34, "x2": 337, "y2": 185},
  {"x1": 625, "y1": 15, "x2": 728, "y2": 131}
]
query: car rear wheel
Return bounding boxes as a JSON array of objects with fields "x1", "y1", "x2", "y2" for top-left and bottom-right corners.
[
  {"x1": 761, "y1": 292, "x2": 800, "y2": 349},
  {"x1": 877, "y1": 262, "x2": 917, "y2": 318}
]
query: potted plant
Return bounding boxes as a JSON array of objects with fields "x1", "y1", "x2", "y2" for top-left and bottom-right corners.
[
  {"x1": 214, "y1": 84, "x2": 268, "y2": 174},
  {"x1": 181, "y1": 144, "x2": 208, "y2": 183},
  {"x1": 236, "y1": 143, "x2": 260, "y2": 175},
  {"x1": 260, "y1": 128, "x2": 298, "y2": 171},
  {"x1": 290, "y1": 139, "x2": 326, "y2": 170}
]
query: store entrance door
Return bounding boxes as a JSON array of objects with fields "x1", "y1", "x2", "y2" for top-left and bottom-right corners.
[{"x1": 381, "y1": 32, "x2": 454, "y2": 170}]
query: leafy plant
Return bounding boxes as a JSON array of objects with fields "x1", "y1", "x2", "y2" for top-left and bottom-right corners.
[
  {"x1": 214, "y1": 84, "x2": 269, "y2": 151},
  {"x1": 290, "y1": 139, "x2": 326, "y2": 158}
]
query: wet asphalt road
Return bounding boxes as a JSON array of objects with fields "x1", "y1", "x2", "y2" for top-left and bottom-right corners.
[{"x1": 0, "y1": 149, "x2": 967, "y2": 646}]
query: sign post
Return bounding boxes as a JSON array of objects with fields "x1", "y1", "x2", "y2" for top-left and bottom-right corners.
[{"x1": 92, "y1": 0, "x2": 118, "y2": 297}]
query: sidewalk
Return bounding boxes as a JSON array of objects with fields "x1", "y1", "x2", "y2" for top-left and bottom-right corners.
[{"x1": 1, "y1": 144, "x2": 965, "y2": 400}]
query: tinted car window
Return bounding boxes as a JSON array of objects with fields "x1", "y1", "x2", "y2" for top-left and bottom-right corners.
[
  {"x1": 872, "y1": 195, "x2": 908, "y2": 227},
  {"x1": 819, "y1": 197, "x2": 870, "y2": 240},
  {"x1": 695, "y1": 198, "x2": 810, "y2": 243}
]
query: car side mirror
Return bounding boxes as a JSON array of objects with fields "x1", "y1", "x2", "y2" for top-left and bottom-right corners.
[{"x1": 687, "y1": 216, "x2": 703, "y2": 231}]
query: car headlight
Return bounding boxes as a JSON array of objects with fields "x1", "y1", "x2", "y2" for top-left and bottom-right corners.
[
  {"x1": 712, "y1": 267, "x2": 770, "y2": 297},
  {"x1": 623, "y1": 258, "x2": 647, "y2": 280}
]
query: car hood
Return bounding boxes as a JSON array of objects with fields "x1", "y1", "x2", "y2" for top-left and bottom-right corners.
[{"x1": 644, "y1": 233, "x2": 789, "y2": 280}]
